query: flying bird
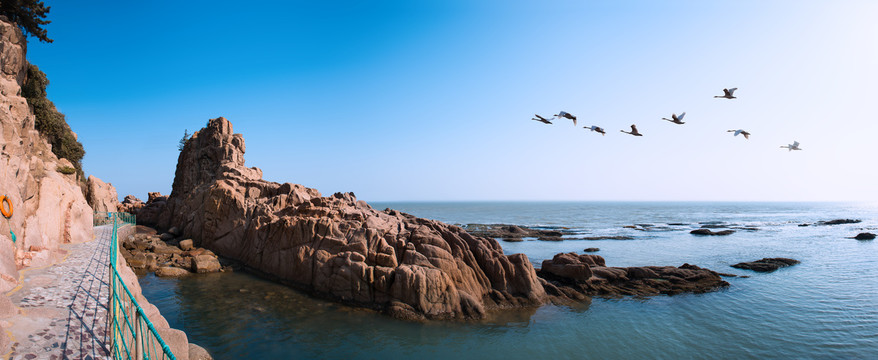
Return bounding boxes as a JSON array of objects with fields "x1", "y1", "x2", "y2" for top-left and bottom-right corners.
[
  {"x1": 620, "y1": 124, "x2": 642, "y2": 136},
  {"x1": 532, "y1": 114, "x2": 553, "y2": 124},
  {"x1": 662, "y1": 112, "x2": 686, "y2": 124},
  {"x1": 714, "y1": 88, "x2": 738, "y2": 99},
  {"x1": 780, "y1": 141, "x2": 802, "y2": 151},
  {"x1": 585, "y1": 125, "x2": 606, "y2": 135},
  {"x1": 554, "y1": 111, "x2": 577, "y2": 126},
  {"x1": 727, "y1": 129, "x2": 750, "y2": 139}
]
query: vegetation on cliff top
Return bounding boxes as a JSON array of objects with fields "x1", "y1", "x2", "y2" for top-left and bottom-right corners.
[
  {"x1": 23, "y1": 64, "x2": 85, "y2": 175},
  {"x1": 0, "y1": 0, "x2": 52, "y2": 43}
]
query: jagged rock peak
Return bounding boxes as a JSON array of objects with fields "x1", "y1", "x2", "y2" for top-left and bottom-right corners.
[{"x1": 171, "y1": 117, "x2": 253, "y2": 197}]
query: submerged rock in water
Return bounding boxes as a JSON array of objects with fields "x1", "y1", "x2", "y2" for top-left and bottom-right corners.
[
  {"x1": 538, "y1": 253, "x2": 729, "y2": 297},
  {"x1": 690, "y1": 229, "x2": 736, "y2": 236},
  {"x1": 731, "y1": 258, "x2": 800, "y2": 272},
  {"x1": 583, "y1": 248, "x2": 600, "y2": 252},
  {"x1": 853, "y1": 233, "x2": 876, "y2": 240}
]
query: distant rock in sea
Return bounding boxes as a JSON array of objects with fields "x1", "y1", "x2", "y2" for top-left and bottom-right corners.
[
  {"x1": 583, "y1": 248, "x2": 600, "y2": 252},
  {"x1": 817, "y1": 219, "x2": 862, "y2": 226},
  {"x1": 853, "y1": 233, "x2": 876, "y2": 240},
  {"x1": 731, "y1": 258, "x2": 800, "y2": 272},
  {"x1": 690, "y1": 229, "x2": 736, "y2": 236}
]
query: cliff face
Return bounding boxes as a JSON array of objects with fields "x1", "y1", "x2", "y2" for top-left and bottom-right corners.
[
  {"x1": 86, "y1": 175, "x2": 119, "y2": 213},
  {"x1": 0, "y1": 18, "x2": 93, "y2": 290},
  {"x1": 142, "y1": 117, "x2": 547, "y2": 320}
]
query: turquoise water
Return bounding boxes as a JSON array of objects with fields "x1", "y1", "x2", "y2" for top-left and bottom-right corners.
[{"x1": 139, "y1": 202, "x2": 878, "y2": 359}]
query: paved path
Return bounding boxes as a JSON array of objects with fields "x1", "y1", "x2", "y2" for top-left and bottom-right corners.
[{"x1": 4, "y1": 225, "x2": 113, "y2": 360}]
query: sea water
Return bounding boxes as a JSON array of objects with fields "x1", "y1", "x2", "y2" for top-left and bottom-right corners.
[{"x1": 139, "y1": 202, "x2": 878, "y2": 359}]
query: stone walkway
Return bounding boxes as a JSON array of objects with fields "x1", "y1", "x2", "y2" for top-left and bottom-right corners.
[{"x1": 4, "y1": 225, "x2": 114, "y2": 359}]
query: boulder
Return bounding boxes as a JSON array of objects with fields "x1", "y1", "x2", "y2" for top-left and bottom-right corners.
[
  {"x1": 86, "y1": 175, "x2": 120, "y2": 213},
  {"x1": 731, "y1": 258, "x2": 800, "y2": 272},
  {"x1": 189, "y1": 343, "x2": 213, "y2": 360},
  {"x1": 156, "y1": 266, "x2": 190, "y2": 277},
  {"x1": 192, "y1": 255, "x2": 221, "y2": 273},
  {"x1": 156, "y1": 328, "x2": 190, "y2": 360},
  {"x1": 179, "y1": 239, "x2": 194, "y2": 250},
  {"x1": 853, "y1": 232, "x2": 876, "y2": 240}
]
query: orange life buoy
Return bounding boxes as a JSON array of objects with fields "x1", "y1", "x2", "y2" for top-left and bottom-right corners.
[{"x1": 0, "y1": 196, "x2": 11, "y2": 218}]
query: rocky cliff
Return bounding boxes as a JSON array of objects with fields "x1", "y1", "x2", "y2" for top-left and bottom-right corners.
[
  {"x1": 86, "y1": 175, "x2": 119, "y2": 213},
  {"x1": 141, "y1": 117, "x2": 547, "y2": 320},
  {"x1": 140, "y1": 117, "x2": 729, "y2": 320},
  {"x1": 0, "y1": 18, "x2": 93, "y2": 289}
]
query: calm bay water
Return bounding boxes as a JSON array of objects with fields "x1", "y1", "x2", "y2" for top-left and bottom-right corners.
[{"x1": 139, "y1": 202, "x2": 878, "y2": 359}]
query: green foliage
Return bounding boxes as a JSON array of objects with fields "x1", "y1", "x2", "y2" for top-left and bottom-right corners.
[
  {"x1": 56, "y1": 165, "x2": 75, "y2": 175},
  {"x1": 0, "y1": 0, "x2": 53, "y2": 43},
  {"x1": 23, "y1": 64, "x2": 85, "y2": 170},
  {"x1": 178, "y1": 129, "x2": 191, "y2": 151}
]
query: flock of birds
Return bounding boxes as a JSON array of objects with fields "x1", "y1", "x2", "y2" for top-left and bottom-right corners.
[{"x1": 531, "y1": 87, "x2": 804, "y2": 151}]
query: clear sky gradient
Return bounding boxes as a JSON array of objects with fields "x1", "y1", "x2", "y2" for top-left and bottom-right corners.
[{"x1": 26, "y1": 1, "x2": 878, "y2": 202}]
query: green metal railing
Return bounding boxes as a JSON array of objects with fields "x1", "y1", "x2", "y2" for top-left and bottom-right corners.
[{"x1": 98, "y1": 212, "x2": 177, "y2": 360}]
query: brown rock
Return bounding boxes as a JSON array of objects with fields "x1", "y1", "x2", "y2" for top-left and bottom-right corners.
[
  {"x1": 86, "y1": 175, "x2": 120, "y2": 213},
  {"x1": 156, "y1": 266, "x2": 190, "y2": 277},
  {"x1": 179, "y1": 239, "x2": 194, "y2": 251},
  {"x1": 156, "y1": 328, "x2": 190, "y2": 360},
  {"x1": 148, "y1": 117, "x2": 548, "y2": 320},
  {"x1": 189, "y1": 343, "x2": 213, "y2": 360},
  {"x1": 731, "y1": 258, "x2": 800, "y2": 272},
  {"x1": 192, "y1": 255, "x2": 221, "y2": 273},
  {"x1": 690, "y1": 229, "x2": 736, "y2": 236}
]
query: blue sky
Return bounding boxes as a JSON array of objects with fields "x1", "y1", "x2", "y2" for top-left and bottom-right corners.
[{"x1": 26, "y1": 1, "x2": 878, "y2": 202}]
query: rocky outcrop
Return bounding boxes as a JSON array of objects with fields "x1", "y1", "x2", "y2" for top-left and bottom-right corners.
[
  {"x1": 141, "y1": 117, "x2": 551, "y2": 320},
  {"x1": 537, "y1": 252, "x2": 729, "y2": 297},
  {"x1": 86, "y1": 175, "x2": 119, "y2": 213},
  {"x1": 140, "y1": 117, "x2": 730, "y2": 320},
  {"x1": 731, "y1": 258, "x2": 800, "y2": 272},
  {"x1": 0, "y1": 17, "x2": 93, "y2": 292},
  {"x1": 117, "y1": 194, "x2": 144, "y2": 213}
]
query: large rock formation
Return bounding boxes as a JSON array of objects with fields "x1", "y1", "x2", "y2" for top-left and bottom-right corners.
[
  {"x1": 141, "y1": 117, "x2": 547, "y2": 320},
  {"x1": 86, "y1": 175, "x2": 119, "y2": 213},
  {"x1": 0, "y1": 17, "x2": 93, "y2": 290},
  {"x1": 141, "y1": 117, "x2": 729, "y2": 320}
]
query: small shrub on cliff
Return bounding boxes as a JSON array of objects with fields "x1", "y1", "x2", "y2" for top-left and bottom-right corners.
[
  {"x1": 178, "y1": 129, "x2": 190, "y2": 151},
  {"x1": 0, "y1": 0, "x2": 53, "y2": 43},
  {"x1": 23, "y1": 64, "x2": 85, "y2": 170},
  {"x1": 56, "y1": 165, "x2": 75, "y2": 175}
]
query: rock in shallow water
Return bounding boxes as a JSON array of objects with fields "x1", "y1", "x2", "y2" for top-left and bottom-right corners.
[
  {"x1": 690, "y1": 229, "x2": 736, "y2": 236},
  {"x1": 731, "y1": 258, "x2": 800, "y2": 272},
  {"x1": 853, "y1": 232, "x2": 876, "y2": 240}
]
